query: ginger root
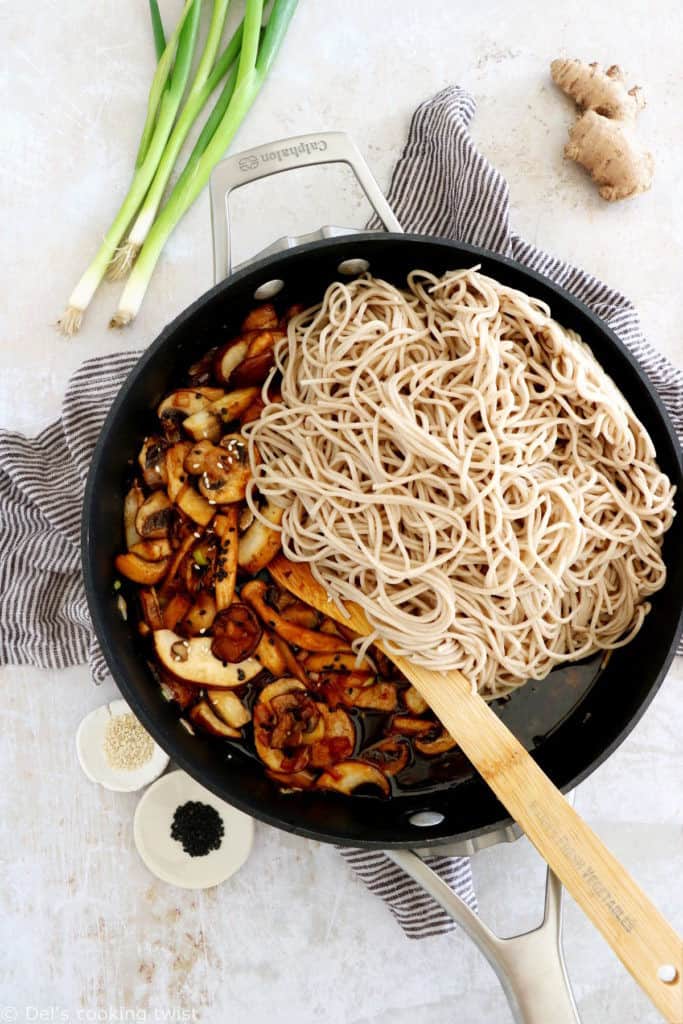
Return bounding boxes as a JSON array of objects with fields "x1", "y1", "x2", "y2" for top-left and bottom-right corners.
[{"x1": 550, "y1": 58, "x2": 654, "y2": 201}]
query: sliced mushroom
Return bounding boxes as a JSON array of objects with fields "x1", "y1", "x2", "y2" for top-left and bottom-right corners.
[
  {"x1": 253, "y1": 678, "x2": 320, "y2": 773},
  {"x1": 266, "y1": 769, "x2": 316, "y2": 791},
  {"x1": 359, "y1": 737, "x2": 410, "y2": 776},
  {"x1": 162, "y1": 593, "x2": 193, "y2": 631},
  {"x1": 181, "y1": 592, "x2": 217, "y2": 637},
  {"x1": 280, "y1": 602, "x2": 319, "y2": 629},
  {"x1": 305, "y1": 651, "x2": 372, "y2": 674},
  {"x1": 210, "y1": 603, "x2": 262, "y2": 663},
  {"x1": 183, "y1": 435, "x2": 252, "y2": 505},
  {"x1": 139, "y1": 588, "x2": 164, "y2": 631},
  {"x1": 115, "y1": 553, "x2": 170, "y2": 585},
  {"x1": 239, "y1": 395, "x2": 265, "y2": 426},
  {"x1": 254, "y1": 629, "x2": 287, "y2": 676},
  {"x1": 138, "y1": 438, "x2": 169, "y2": 488},
  {"x1": 157, "y1": 387, "x2": 224, "y2": 420},
  {"x1": 281, "y1": 303, "x2": 305, "y2": 326},
  {"x1": 189, "y1": 701, "x2": 241, "y2": 739},
  {"x1": 159, "y1": 675, "x2": 197, "y2": 710},
  {"x1": 213, "y1": 338, "x2": 250, "y2": 385},
  {"x1": 231, "y1": 350, "x2": 276, "y2": 389},
  {"x1": 187, "y1": 347, "x2": 218, "y2": 387},
  {"x1": 403, "y1": 686, "x2": 429, "y2": 715},
  {"x1": 241, "y1": 580, "x2": 350, "y2": 652},
  {"x1": 309, "y1": 705, "x2": 356, "y2": 769},
  {"x1": 214, "y1": 508, "x2": 239, "y2": 610},
  {"x1": 242, "y1": 304, "x2": 278, "y2": 331},
  {"x1": 415, "y1": 729, "x2": 458, "y2": 757},
  {"x1": 208, "y1": 387, "x2": 260, "y2": 424},
  {"x1": 160, "y1": 531, "x2": 199, "y2": 597},
  {"x1": 389, "y1": 715, "x2": 434, "y2": 737},
  {"x1": 165, "y1": 444, "x2": 215, "y2": 526},
  {"x1": 129, "y1": 539, "x2": 172, "y2": 561},
  {"x1": 153, "y1": 629, "x2": 262, "y2": 688},
  {"x1": 180, "y1": 408, "x2": 222, "y2": 443},
  {"x1": 207, "y1": 689, "x2": 250, "y2": 729},
  {"x1": 237, "y1": 500, "x2": 284, "y2": 573},
  {"x1": 272, "y1": 633, "x2": 309, "y2": 685},
  {"x1": 135, "y1": 491, "x2": 173, "y2": 539},
  {"x1": 246, "y1": 329, "x2": 284, "y2": 358},
  {"x1": 322, "y1": 678, "x2": 398, "y2": 711},
  {"x1": 316, "y1": 761, "x2": 390, "y2": 797},
  {"x1": 123, "y1": 483, "x2": 144, "y2": 548}
]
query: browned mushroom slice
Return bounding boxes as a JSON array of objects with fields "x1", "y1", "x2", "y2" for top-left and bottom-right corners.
[
  {"x1": 403, "y1": 686, "x2": 429, "y2": 715},
  {"x1": 207, "y1": 689, "x2": 250, "y2": 729},
  {"x1": 389, "y1": 715, "x2": 434, "y2": 737},
  {"x1": 189, "y1": 701, "x2": 241, "y2": 739},
  {"x1": 115, "y1": 553, "x2": 170, "y2": 585},
  {"x1": 208, "y1": 387, "x2": 260, "y2": 424},
  {"x1": 187, "y1": 346, "x2": 218, "y2": 387},
  {"x1": 183, "y1": 435, "x2": 252, "y2": 504},
  {"x1": 316, "y1": 761, "x2": 390, "y2": 797},
  {"x1": 210, "y1": 603, "x2": 262, "y2": 663},
  {"x1": 138, "y1": 438, "x2": 169, "y2": 489},
  {"x1": 253, "y1": 678, "x2": 321, "y2": 772},
  {"x1": 242, "y1": 304, "x2": 278, "y2": 331},
  {"x1": 154, "y1": 629, "x2": 262, "y2": 688},
  {"x1": 266, "y1": 769, "x2": 316, "y2": 791},
  {"x1": 180, "y1": 409, "x2": 222, "y2": 443},
  {"x1": 253, "y1": 629, "x2": 286, "y2": 675},
  {"x1": 280, "y1": 602, "x2": 320, "y2": 629},
  {"x1": 213, "y1": 337, "x2": 250, "y2": 385},
  {"x1": 165, "y1": 443, "x2": 215, "y2": 526},
  {"x1": 181, "y1": 592, "x2": 217, "y2": 637},
  {"x1": 129, "y1": 539, "x2": 172, "y2": 561},
  {"x1": 272, "y1": 633, "x2": 309, "y2": 685},
  {"x1": 135, "y1": 491, "x2": 173, "y2": 539},
  {"x1": 231, "y1": 350, "x2": 276, "y2": 389},
  {"x1": 157, "y1": 387, "x2": 224, "y2": 420},
  {"x1": 281, "y1": 303, "x2": 305, "y2": 327},
  {"x1": 139, "y1": 588, "x2": 164, "y2": 631},
  {"x1": 213, "y1": 508, "x2": 239, "y2": 610},
  {"x1": 237, "y1": 499, "x2": 284, "y2": 573},
  {"x1": 239, "y1": 394, "x2": 266, "y2": 426},
  {"x1": 322, "y1": 678, "x2": 398, "y2": 711},
  {"x1": 359, "y1": 737, "x2": 410, "y2": 776},
  {"x1": 162, "y1": 593, "x2": 193, "y2": 631},
  {"x1": 123, "y1": 482, "x2": 145, "y2": 548},
  {"x1": 241, "y1": 580, "x2": 351, "y2": 653},
  {"x1": 309, "y1": 705, "x2": 356, "y2": 769},
  {"x1": 246, "y1": 328, "x2": 285, "y2": 358},
  {"x1": 305, "y1": 651, "x2": 372, "y2": 674},
  {"x1": 158, "y1": 674, "x2": 197, "y2": 710},
  {"x1": 415, "y1": 729, "x2": 458, "y2": 757}
]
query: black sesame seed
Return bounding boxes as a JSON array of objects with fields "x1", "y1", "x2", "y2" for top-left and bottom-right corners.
[{"x1": 170, "y1": 801, "x2": 224, "y2": 857}]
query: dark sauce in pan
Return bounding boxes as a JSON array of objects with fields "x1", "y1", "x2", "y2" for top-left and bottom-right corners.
[{"x1": 159, "y1": 647, "x2": 605, "y2": 797}]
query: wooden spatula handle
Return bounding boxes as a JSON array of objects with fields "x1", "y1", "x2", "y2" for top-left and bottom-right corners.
[
  {"x1": 395, "y1": 658, "x2": 683, "y2": 1023},
  {"x1": 269, "y1": 557, "x2": 683, "y2": 1021}
]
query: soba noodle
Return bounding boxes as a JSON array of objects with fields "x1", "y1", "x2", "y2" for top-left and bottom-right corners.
[{"x1": 244, "y1": 269, "x2": 675, "y2": 698}]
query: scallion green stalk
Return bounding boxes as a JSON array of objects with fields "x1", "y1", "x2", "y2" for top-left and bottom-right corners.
[
  {"x1": 114, "y1": 6, "x2": 244, "y2": 277},
  {"x1": 58, "y1": 0, "x2": 202, "y2": 335},
  {"x1": 112, "y1": 0, "x2": 299, "y2": 328},
  {"x1": 148, "y1": 0, "x2": 167, "y2": 61}
]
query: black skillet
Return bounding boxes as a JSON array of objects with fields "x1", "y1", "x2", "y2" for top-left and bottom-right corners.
[{"x1": 82, "y1": 133, "x2": 683, "y2": 1021}]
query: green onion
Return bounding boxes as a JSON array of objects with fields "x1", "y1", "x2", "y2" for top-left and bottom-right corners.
[
  {"x1": 57, "y1": 0, "x2": 202, "y2": 335},
  {"x1": 193, "y1": 549, "x2": 209, "y2": 567},
  {"x1": 112, "y1": 0, "x2": 298, "y2": 328},
  {"x1": 148, "y1": 0, "x2": 167, "y2": 61},
  {"x1": 113, "y1": 6, "x2": 244, "y2": 277}
]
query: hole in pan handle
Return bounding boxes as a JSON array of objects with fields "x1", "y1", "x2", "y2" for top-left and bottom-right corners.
[{"x1": 208, "y1": 131, "x2": 404, "y2": 284}]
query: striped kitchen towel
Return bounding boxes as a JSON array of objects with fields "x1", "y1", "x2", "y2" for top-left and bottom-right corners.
[{"x1": 1, "y1": 84, "x2": 682, "y2": 937}]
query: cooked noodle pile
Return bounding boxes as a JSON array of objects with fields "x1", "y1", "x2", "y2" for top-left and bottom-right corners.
[{"x1": 244, "y1": 269, "x2": 675, "y2": 697}]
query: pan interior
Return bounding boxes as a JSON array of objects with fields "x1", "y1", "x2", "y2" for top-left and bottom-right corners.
[{"x1": 83, "y1": 234, "x2": 683, "y2": 849}]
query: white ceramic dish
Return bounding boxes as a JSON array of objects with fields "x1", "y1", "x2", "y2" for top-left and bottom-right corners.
[
  {"x1": 133, "y1": 769, "x2": 254, "y2": 889},
  {"x1": 76, "y1": 698, "x2": 169, "y2": 792}
]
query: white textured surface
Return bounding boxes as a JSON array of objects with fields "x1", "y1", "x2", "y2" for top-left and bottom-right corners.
[{"x1": 1, "y1": 1, "x2": 682, "y2": 1022}]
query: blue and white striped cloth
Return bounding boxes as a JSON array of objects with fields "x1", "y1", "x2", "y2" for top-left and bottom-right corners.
[{"x1": 1, "y1": 85, "x2": 681, "y2": 937}]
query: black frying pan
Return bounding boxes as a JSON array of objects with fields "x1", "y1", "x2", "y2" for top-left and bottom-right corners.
[{"x1": 82, "y1": 133, "x2": 683, "y2": 857}]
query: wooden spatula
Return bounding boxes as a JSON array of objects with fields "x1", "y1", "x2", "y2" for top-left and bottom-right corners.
[{"x1": 269, "y1": 554, "x2": 683, "y2": 1022}]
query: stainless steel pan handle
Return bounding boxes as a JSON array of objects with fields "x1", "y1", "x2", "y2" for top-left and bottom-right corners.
[
  {"x1": 388, "y1": 851, "x2": 580, "y2": 1024},
  {"x1": 209, "y1": 130, "x2": 403, "y2": 282}
]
